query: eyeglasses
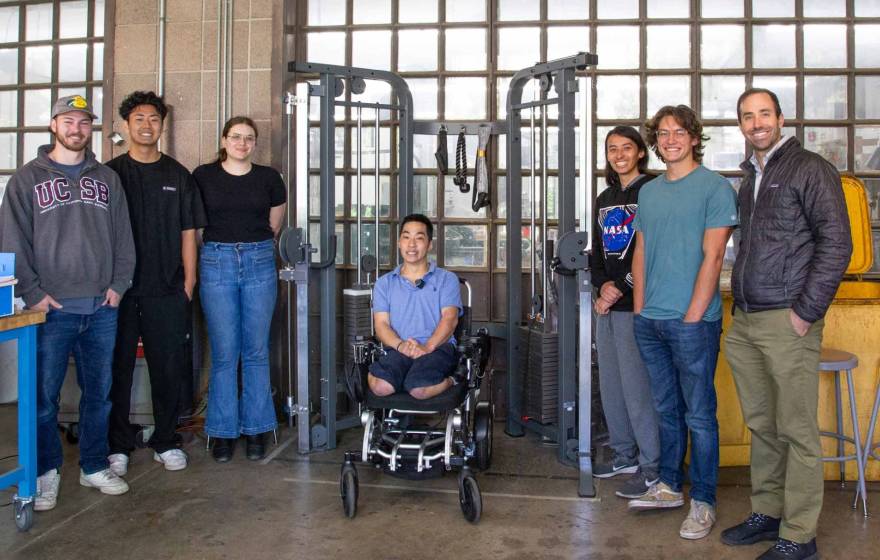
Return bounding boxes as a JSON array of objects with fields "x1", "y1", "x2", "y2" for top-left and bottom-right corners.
[
  {"x1": 227, "y1": 133, "x2": 256, "y2": 144},
  {"x1": 656, "y1": 129, "x2": 689, "y2": 139}
]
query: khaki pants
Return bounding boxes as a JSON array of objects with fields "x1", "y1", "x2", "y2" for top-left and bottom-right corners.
[{"x1": 725, "y1": 308, "x2": 824, "y2": 543}]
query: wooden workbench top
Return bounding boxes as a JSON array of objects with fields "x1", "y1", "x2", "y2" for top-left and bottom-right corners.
[{"x1": 0, "y1": 309, "x2": 46, "y2": 332}]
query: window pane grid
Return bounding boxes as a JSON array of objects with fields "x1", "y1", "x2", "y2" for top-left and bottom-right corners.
[
  {"x1": 300, "y1": 1, "x2": 880, "y2": 282},
  {"x1": 0, "y1": 1, "x2": 104, "y2": 174}
]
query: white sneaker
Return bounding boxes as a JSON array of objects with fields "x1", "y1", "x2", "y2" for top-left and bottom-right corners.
[
  {"x1": 108, "y1": 453, "x2": 129, "y2": 477},
  {"x1": 679, "y1": 499, "x2": 716, "y2": 540},
  {"x1": 79, "y1": 468, "x2": 130, "y2": 495},
  {"x1": 35, "y1": 469, "x2": 61, "y2": 511},
  {"x1": 153, "y1": 449, "x2": 188, "y2": 471}
]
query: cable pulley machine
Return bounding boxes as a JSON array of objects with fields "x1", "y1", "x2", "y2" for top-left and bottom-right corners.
[
  {"x1": 280, "y1": 61, "x2": 414, "y2": 454},
  {"x1": 504, "y1": 53, "x2": 598, "y2": 497}
]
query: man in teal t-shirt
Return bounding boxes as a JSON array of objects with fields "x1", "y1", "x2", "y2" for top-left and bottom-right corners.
[{"x1": 626, "y1": 105, "x2": 738, "y2": 543}]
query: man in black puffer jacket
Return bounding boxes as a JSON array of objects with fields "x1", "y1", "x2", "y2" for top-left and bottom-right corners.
[{"x1": 721, "y1": 88, "x2": 852, "y2": 560}]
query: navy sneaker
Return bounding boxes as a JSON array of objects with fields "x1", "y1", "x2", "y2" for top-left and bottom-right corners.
[
  {"x1": 756, "y1": 538, "x2": 818, "y2": 560},
  {"x1": 721, "y1": 512, "x2": 780, "y2": 546}
]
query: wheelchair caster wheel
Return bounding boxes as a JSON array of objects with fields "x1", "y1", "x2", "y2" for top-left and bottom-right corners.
[
  {"x1": 340, "y1": 464, "x2": 359, "y2": 519},
  {"x1": 14, "y1": 501, "x2": 34, "y2": 532},
  {"x1": 458, "y1": 474, "x2": 482, "y2": 523}
]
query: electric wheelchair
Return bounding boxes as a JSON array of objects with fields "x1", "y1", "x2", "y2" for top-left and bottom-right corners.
[{"x1": 341, "y1": 279, "x2": 493, "y2": 523}]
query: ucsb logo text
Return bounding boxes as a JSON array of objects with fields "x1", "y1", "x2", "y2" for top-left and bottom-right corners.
[{"x1": 34, "y1": 177, "x2": 110, "y2": 209}]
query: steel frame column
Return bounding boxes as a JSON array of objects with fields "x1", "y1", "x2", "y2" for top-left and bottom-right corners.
[
  {"x1": 555, "y1": 66, "x2": 578, "y2": 465},
  {"x1": 318, "y1": 71, "x2": 338, "y2": 448}
]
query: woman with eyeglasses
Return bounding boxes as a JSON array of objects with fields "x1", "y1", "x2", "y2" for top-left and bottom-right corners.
[{"x1": 193, "y1": 116, "x2": 287, "y2": 463}]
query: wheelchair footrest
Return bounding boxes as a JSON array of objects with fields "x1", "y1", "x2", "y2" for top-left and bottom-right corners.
[{"x1": 382, "y1": 463, "x2": 446, "y2": 480}]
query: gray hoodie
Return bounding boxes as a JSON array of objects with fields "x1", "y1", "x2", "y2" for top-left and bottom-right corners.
[{"x1": 0, "y1": 145, "x2": 135, "y2": 307}]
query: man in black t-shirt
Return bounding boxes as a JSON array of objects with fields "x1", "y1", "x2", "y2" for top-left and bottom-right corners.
[{"x1": 106, "y1": 91, "x2": 206, "y2": 475}]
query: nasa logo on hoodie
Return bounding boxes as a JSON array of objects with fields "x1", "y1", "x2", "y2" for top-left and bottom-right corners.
[{"x1": 600, "y1": 204, "x2": 638, "y2": 256}]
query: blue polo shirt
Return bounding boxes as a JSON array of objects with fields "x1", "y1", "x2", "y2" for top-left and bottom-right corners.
[{"x1": 372, "y1": 261, "x2": 463, "y2": 346}]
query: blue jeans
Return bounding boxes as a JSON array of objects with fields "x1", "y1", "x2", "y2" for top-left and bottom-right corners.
[
  {"x1": 37, "y1": 305, "x2": 118, "y2": 476},
  {"x1": 200, "y1": 240, "x2": 278, "y2": 438},
  {"x1": 632, "y1": 315, "x2": 722, "y2": 506}
]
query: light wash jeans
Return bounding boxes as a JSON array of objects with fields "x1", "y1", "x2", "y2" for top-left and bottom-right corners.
[{"x1": 200, "y1": 240, "x2": 278, "y2": 438}]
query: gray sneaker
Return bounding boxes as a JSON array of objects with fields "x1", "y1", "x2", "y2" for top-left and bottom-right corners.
[
  {"x1": 593, "y1": 459, "x2": 639, "y2": 479},
  {"x1": 615, "y1": 471, "x2": 660, "y2": 499}
]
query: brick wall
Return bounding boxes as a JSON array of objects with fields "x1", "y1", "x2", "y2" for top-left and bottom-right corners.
[{"x1": 110, "y1": 0, "x2": 279, "y2": 170}]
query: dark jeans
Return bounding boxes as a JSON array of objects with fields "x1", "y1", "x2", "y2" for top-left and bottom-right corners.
[
  {"x1": 633, "y1": 315, "x2": 722, "y2": 506},
  {"x1": 37, "y1": 306, "x2": 118, "y2": 476},
  {"x1": 369, "y1": 344, "x2": 458, "y2": 393},
  {"x1": 109, "y1": 292, "x2": 190, "y2": 455}
]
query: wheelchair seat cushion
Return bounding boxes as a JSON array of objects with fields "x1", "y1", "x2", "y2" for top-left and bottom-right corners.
[{"x1": 365, "y1": 382, "x2": 467, "y2": 412}]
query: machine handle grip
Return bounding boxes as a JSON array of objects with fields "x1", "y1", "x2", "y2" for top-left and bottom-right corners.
[{"x1": 311, "y1": 234, "x2": 338, "y2": 269}]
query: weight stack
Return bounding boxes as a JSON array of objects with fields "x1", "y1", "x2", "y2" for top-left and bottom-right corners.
[
  {"x1": 518, "y1": 324, "x2": 558, "y2": 424},
  {"x1": 343, "y1": 287, "x2": 374, "y2": 381}
]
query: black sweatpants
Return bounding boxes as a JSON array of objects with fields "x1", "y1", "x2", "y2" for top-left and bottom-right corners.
[{"x1": 109, "y1": 292, "x2": 190, "y2": 455}]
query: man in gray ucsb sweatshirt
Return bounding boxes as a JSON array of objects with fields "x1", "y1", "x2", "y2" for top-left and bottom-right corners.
[{"x1": 0, "y1": 95, "x2": 135, "y2": 511}]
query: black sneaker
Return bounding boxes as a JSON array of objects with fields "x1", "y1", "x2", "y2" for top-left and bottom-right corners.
[
  {"x1": 211, "y1": 438, "x2": 235, "y2": 463},
  {"x1": 615, "y1": 470, "x2": 659, "y2": 499},
  {"x1": 756, "y1": 538, "x2": 818, "y2": 560},
  {"x1": 593, "y1": 460, "x2": 638, "y2": 479},
  {"x1": 721, "y1": 512, "x2": 781, "y2": 546},
  {"x1": 246, "y1": 433, "x2": 265, "y2": 461}
]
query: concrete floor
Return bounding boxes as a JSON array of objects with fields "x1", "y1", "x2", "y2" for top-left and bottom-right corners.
[{"x1": 1, "y1": 404, "x2": 878, "y2": 560}]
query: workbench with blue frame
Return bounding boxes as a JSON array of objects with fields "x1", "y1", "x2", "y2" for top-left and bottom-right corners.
[{"x1": 0, "y1": 309, "x2": 45, "y2": 531}]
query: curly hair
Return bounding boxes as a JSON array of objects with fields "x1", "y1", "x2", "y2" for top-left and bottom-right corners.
[
  {"x1": 118, "y1": 91, "x2": 168, "y2": 121},
  {"x1": 604, "y1": 126, "x2": 650, "y2": 188},
  {"x1": 644, "y1": 105, "x2": 709, "y2": 164}
]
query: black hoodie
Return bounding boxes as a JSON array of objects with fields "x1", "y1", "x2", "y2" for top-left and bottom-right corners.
[{"x1": 590, "y1": 174, "x2": 653, "y2": 312}]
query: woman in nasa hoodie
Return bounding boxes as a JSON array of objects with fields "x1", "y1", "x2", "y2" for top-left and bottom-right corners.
[{"x1": 589, "y1": 126, "x2": 661, "y2": 497}]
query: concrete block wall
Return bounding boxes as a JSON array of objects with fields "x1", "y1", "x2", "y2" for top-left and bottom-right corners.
[{"x1": 110, "y1": 0, "x2": 280, "y2": 170}]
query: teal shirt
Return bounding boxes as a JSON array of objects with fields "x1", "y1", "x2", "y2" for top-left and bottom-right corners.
[{"x1": 632, "y1": 165, "x2": 738, "y2": 322}]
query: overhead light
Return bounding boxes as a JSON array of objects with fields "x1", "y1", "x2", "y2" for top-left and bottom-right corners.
[{"x1": 109, "y1": 132, "x2": 125, "y2": 146}]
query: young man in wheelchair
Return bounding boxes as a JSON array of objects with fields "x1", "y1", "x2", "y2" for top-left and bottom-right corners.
[{"x1": 367, "y1": 213, "x2": 462, "y2": 400}]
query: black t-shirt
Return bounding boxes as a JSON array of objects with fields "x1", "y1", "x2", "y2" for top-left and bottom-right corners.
[
  {"x1": 193, "y1": 162, "x2": 287, "y2": 243},
  {"x1": 107, "y1": 153, "x2": 207, "y2": 296}
]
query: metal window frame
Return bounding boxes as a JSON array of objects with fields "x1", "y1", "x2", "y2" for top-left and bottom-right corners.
[
  {"x1": 0, "y1": 0, "x2": 105, "y2": 176},
  {"x1": 293, "y1": 0, "x2": 880, "y2": 304}
]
